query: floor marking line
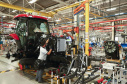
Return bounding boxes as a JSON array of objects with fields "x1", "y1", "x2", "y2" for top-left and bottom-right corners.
[
  {"x1": 0, "y1": 68, "x2": 20, "y2": 74},
  {"x1": 10, "y1": 69, "x2": 15, "y2": 71},
  {"x1": 1, "y1": 71, "x2": 6, "y2": 73},
  {"x1": 5, "y1": 70, "x2": 10, "y2": 72}
]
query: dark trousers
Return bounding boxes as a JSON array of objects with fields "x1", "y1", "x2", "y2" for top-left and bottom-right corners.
[{"x1": 36, "y1": 69, "x2": 44, "y2": 82}]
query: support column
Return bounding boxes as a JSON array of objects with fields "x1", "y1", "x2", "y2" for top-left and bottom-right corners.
[
  {"x1": 85, "y1": 0, "x2": 89, "y2": 56},
  {"x1": 74, "y1": 15, "x2": 77, "y2": 27},
  {"x1": 112, "y1": 21, "x2": 115, "y2": 41},
  {"x1": 74, "y1": 15, "x2": 78, "y2": 45},
  {"x1": 74, "y1": 11, "x2": 79, "y2": 53}
]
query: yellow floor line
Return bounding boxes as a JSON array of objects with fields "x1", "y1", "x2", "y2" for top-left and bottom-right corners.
[
  {"x1": 1, "y1": 71, "x2": 5, "y2": 73},
  {"x1": 10, "y1": 69, "x2": 15, "y2": 71},
  {"x1": 0, "y1": 68, "x2": 20, "y2": 74}
]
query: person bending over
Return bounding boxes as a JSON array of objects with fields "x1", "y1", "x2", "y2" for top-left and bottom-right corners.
[{"x1": 36, "y1": 38, "x2": 52, "y2": 83}]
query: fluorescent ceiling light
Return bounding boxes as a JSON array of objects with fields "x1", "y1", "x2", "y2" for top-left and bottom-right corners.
[
  {"x1": 115, "y1": 12, "x2": 124, "y2": 15},
  {"x1": 3, "y1": 16, "x2": 6, "y2": 17},
  {"x1": 48, "y1": 17, "x2": 51, "y2": 19},
  {"x1": 55, "y1": 20, "x2": 60, "y2": 22},
  {"x1": 12, "y1": 10, "x2": 17, "y2": 12},
  {"x1": 106, "y1": 8, "x2": 116, "y2": 11},
  {"x1": 29, "y1": 0, "x2": 37, "y2": 3}
]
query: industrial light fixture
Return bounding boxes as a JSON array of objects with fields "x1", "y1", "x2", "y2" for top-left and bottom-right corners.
[
  {"x1": 3, "y1": 16, "x2": 6, "y2": 17},
  {"x1": 106, "y1": 8, "x2": 116, "y2": 11},
  {"x1": 12, "y1": 10, "x2": 17, "y2": 12},
  {"x1": 115, "y1": 12, "x2": 124, "y2": 15},
  {"x1": 55, "y1": 20, "x2": 60, "y2": 22},
  {"x1": 28, "y1": 0, "x2": 37, "y2": 3},
  {"x1": 48, "y1": 17, "x2": 51, "y2": 19}
]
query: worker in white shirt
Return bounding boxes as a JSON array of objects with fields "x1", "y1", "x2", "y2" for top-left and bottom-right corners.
[{"x1": 35, "y1": 38, "x2": 52, "y2": 83}]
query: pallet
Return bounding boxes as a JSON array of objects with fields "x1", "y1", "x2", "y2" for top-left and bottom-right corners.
[{"x1": 106, "y1": 59, "x2": 121, "y2": 63}]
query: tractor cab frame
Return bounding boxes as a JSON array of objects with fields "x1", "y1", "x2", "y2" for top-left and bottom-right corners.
[
  {"x1": 9, "y1": 14, "x2": 69, "y2": 69},
  {"x1": 14, "y1": 14, "x2": 49, "y2": 51}
]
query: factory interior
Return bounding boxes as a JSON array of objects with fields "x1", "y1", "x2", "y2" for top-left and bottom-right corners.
[{"x1": 0, "y1": 0, "x2": 127, "y2": 84}]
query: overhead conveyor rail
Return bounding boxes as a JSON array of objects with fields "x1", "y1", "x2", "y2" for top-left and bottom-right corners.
[{"x1": 53, "y1": 17, "x2": 127, "y2": 31}]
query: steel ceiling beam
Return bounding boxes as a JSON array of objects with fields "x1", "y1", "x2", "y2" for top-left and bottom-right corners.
[
  {"x1": 0, "y1": 0, "x2": 94, "y2": 17},
  {"x1": 90, "y1": 12, "x2": 110, "y2": 20},
  {"x1": 52, "y1": 0, "x2": 69, "y2": 5},
  {"x1": 49, "y1": 0, "x2": 94, "y2": 15},
  {"x1": 35, "y1": 3, "x2": 45, "y2": 10},
  {"x1": 0, "y1": 1, "x2": 51, "y2": 17},
  {"x1": 73, "y1": 1, "x2": 110, "y2": 21},
  {"x1": 46, "y1": 0, "x2": 75, "y2": 11},
  {"x1": 1, "y1": 0, "x2": 18, "y2": 12},
  {"x1": 100, "y1": 1, "x2": 127, "y2": 10}
]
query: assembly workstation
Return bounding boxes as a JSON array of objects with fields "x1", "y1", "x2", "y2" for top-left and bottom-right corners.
[{"x1": 0, "y1": 0, "x2": 127, "y2": 84}]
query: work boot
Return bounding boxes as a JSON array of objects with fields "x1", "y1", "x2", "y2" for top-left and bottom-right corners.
[
  {"x1": 35, "y1": 78, "x2": 38, "y2": 81},
  {"x1": 38, "y1": 81, "x2": 43, "y2": 83},
  {"x1": 38, "y1": 79, "x2": 44, "y2": 83}
]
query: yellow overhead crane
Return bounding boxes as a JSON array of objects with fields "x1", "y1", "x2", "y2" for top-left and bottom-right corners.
[
  {"x1": 0, "y1": 1, "x2": 87, "y2": 17},
  {"x1": 0, "y1": 1, "x2": 51, "y2": 17},
  {"x1": 0, "y1": 0, "x2": 94, "y2": 17},
  {"x1": 0, "y1": 0, "x2": 110, "y2": 25},
  {"x1": 48, "y1": 1, "x2": 90, "y2": 15}
]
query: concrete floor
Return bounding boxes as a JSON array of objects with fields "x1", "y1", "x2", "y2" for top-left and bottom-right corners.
[
  {"x1": 0, "y1": 50, "x2": 127, "y2": 84},
  {"x1": 0, "y1": 51, "x2": 49, "y2": 84}
]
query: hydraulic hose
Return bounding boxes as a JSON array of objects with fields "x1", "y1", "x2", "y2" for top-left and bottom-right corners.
[
  {"x1": 74, "y1": 66, "x2": 87, "y2": 84},
  {"x1": 83, "y1": 75, "x2": 100, "y2": 83},
  {"x1": 63, "y1": 68, "x2": 78, "y2": 79},
  {"x1": 91, "y1": 69, "x2": 99, "y2": 75},
  {"x1": 64, "y1": 54, "x2": 87, "y2": 79}
]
